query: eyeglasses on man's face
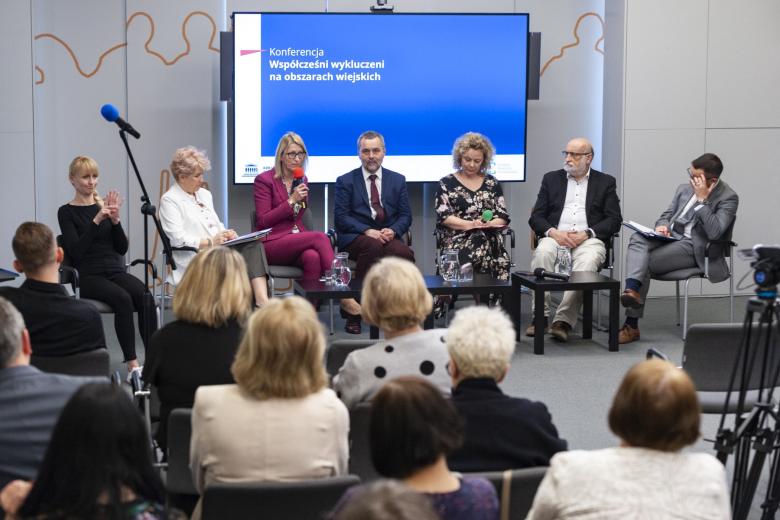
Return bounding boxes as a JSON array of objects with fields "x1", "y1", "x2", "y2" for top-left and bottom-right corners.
[
  {"x1": 285, "y1": 151, "x2": 306, "y2": 160},
  {"x1": 561, "y1": 151, "x2": 592, "y2": 159}
]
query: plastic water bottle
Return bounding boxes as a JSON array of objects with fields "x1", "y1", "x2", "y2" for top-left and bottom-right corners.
[{"x1": 554, "y1": 247, "x2": 572, "y2": 276}]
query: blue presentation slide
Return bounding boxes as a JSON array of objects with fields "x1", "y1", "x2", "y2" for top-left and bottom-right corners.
[{"x1": 234, "y1": 13, "x2": 528, "y2": 183}]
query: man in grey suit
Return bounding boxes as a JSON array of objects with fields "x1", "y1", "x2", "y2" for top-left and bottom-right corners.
[
  {"x1": 0, "y1": 296, "x2": 98, "y2": 489},
  {"x1": 619, "y1": 153, "x2": 738, "y2": 344}
]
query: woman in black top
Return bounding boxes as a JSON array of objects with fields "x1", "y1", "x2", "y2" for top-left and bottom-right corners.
[
  {"x1": 142, "y1": 246, "x2": 251, "y2": 453},
  {"x1": 58, "y1": 156, "x2": 156, "y2": 372}
]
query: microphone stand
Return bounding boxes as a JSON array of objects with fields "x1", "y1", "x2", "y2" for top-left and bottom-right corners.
[{"x1": 117, "y1": 130, "x2": 176, "y2": 349}]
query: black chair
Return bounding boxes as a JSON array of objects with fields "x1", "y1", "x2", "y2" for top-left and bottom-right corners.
[
  {"x1": 466, "y1": 467, "x2": 548, "y2": 520},
  {"x1": 156, "y1": 227, "x2": 199, "y2": 325},
  {"x1": 348, "y1": 402, "x2": 380, "y2": 482},
  {"x1": 201, "y1": 474, "x2": 360, "y2": 520},
  {"x1": 325, "y1": 339, "x2": 373, "y2": 377},
  {"x1": 166, "y1": 408, "x2": 198, "y2": 498},
  {"x1": 682, "y1": 322, "x2": 780, "y2": 414},
  {"x1": 30, "y1": 348, "x2": 110, "y2": 378},
  {"x1": 651, "y1": 221, "x2": 737, "y2": 339}
]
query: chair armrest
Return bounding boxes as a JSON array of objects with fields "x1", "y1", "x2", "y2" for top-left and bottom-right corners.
[
  {"x1": 130, "y1": 258, "x2": 158, "y2": 280},
  {"x1": 646, "y1": 348, "x2": 670, "y2": 361},
  {"x1": 327, "y1": 228, "x2": 338, "y2": 250},
  {"x1": 58, "y1": 265, "x2": 80, "y2": 297},
  {"x1": 502, "y1": 227, "x2": 516, "y2": 249},
  {"x1": 705, "y1": 239, "x2": 737, "y2": 257},
  {"x1": 404, "y1": 230, "x2": 412, "y2": 247},
  {"x1": 171, "y1": 245, "x2": 199, "y2": 253}
]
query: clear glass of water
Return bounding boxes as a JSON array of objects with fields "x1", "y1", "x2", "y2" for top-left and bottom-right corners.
[
  {"x1": 554, "y1": 247, "x2": 572, "y2": 276},
  {"x1": 440, "y1": 249, "x2": 460, "y2": 282}
]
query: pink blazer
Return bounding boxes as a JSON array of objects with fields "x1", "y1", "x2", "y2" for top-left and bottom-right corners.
[{"x1": 253, "y1": 168, "x2": 309, "y2": 242}]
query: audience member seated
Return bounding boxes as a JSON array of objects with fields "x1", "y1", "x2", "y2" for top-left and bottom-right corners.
[
  {"x1": 189, "y1": 296, "x2": 348, "y2": 520},
  {"x1": 333, "y1": 257, "x2": 449, "y2": 409},
  {"x1": 445, "y1": 306, "x2": 567, "y2": 472},
  {"x1": 142, "y1": 247, "x2": 251, "y2": 454},
  {"x1": 0, "y1": 222, "x2": 106, "y2": 357},
  {"x1": 435, "y1": 132, "x2": 511, "y2": 280},
  {"x1": 333, "y1": 480, "x2": 438, "y2": 520},
  {"x1": 58, "y1": 155, "x2": 157, "y2": 372},
  {"x1": 1, "y1": 382, "x2": 183, "y2": 519},
  {"x1": 331, "y1": 377, "x2": 499, "y2": 520},
  {"x1": 526, "y1": 359, "x2": 730, "y2": 519},
  {"x1": 0, "y1": 296, "x2": 100, "y2": 490},
  {"x1": 159, "y1": 146, "x2": 270, "y2": 307}
]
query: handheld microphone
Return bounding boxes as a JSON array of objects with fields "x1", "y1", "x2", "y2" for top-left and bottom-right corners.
[
  {"x1": 100, "y1": 104, "x2": 141, "y2": 139},
  {"x1": 292, "y1": 167, "x2": 306, "y2": 208},
  {"x1": 481, "y1": 209, "x2": 493, "y2": 222},
  {"x1": 533, "y1": 267, "x2": 570, "y2": 281}
]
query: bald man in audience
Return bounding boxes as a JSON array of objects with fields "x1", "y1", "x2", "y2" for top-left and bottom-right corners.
[
  {"x1": 0, "y1": 222, "x2": 105, "y2": 356},
  {"x1": 0, "y1": 296, "x2": 100, "y2": 489}
]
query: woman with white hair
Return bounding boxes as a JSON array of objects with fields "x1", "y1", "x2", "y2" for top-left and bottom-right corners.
[
  {"x1": 333, "y1": 257, "x2": 450, "y2": 408},
  {"x1": 159, "y1": 146, "x2": 270, "y2": 307},
  {"x1": 445, "y1": 306, "x2": 566, "y2": 472}
]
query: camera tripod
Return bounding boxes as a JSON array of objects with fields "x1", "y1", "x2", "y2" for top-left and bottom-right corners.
[{"x1": 714, "y1": 286, "x2": 780, "y2": 520}]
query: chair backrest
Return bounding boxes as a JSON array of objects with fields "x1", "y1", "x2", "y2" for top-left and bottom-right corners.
[
  {"x1": 466, "y1": 467, "x2": 548, "y2": 520},
  {"x1": 167, "y1": 408, "x2": 198, "y2": 496},
  {"x1": 348, "y1": 402, "x2": 380, "y2": 482},
  {"x1": 201, "y1": 475, "x2": 361, "y2": 520},
  {"x1": 55, "y1": 235, "x2": 78, "y2": 292},
  {"x1": 683, "y1": 322, "x2": 780, "y2": 392},
  {"x1": 326, "y1": 339, "x2": 374, "y2": 376},
  {"x1": 30, "y1": 349, "x2": 110, "y2": 377}
]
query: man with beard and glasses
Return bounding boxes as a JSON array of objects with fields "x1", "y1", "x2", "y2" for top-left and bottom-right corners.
[{"x1": 527, "y1": 138, "x2": 622, "y2": 342}]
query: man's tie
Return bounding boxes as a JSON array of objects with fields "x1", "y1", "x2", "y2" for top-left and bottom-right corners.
[{"x1": 368, "y1": 174, "x2": 385, "y2": 223}]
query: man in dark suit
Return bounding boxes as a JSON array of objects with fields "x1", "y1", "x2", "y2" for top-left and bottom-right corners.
[
  {"x1": 0, "y1": 296, "x2": 99, "y2": 489},
  {"x1": 446, "y1": 306, "x2": 567, "y2": 472},
  {"x1": 335, "y1": 131, "x2": 415, "y2": 267},
  {"x1": 0, "y1": 222, "x2": 105, "y2": 356},
  {"x1": 528, "y1": 137, "x2": 622, "y2": 342},
  {"x1": 619, "y1": 153, "x2": 738, "y2": 344}
]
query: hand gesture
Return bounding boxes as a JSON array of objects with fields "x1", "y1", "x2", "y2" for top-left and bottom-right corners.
[
  {"x1": 290, "y1": 183, "x2": 309, "y2": 203},
  {"x1": 0, "y1": 480, "x2": 32, "y2": 516},
  {"x1": 364, "y1": 228, "x2": 388, "y2": 243},
  {"x1": 104, "y1": 190, "x2": 122, "y2": 225},
  {"x1": 655, "y1": 225, "x2": 671, "y2": 237},
  {"x1": 549, "y1": 228, "x2": 579, "y2": 248},
  {"x1": 212, "y1": 230, "x2": 234, "y2": 245},
  {"x1": 380, "y1": 228, "x2": 396, "y2": 241},
  {"x1": 567, "y1": 230, "x2": 588, "y2": 247},
  {"x1": 690, "y1": 171, "x2": 716, "y2": 201}
]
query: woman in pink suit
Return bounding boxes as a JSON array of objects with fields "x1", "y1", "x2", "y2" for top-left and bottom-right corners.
[{"x1": 254, "y1": 132, "x2": 361, "y2": 324}]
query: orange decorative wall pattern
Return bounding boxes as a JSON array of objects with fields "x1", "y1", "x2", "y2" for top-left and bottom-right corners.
[
  {"x1": 33, "y1": 10, "x2": 220, "y2": 85},
  {"x1": 541, "y1": 12, "x2": 604, "y2": 77}
]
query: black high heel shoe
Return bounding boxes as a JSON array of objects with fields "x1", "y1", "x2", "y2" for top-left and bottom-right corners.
[{"x1": 340, "y1": 307, "x2": 362, "y2": 335}]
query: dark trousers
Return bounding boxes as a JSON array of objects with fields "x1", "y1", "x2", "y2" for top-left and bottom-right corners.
[
  {"x1": 80, "y1": 272, "x2": 157, "y2": 362},
  {"x1": 345, "y1": 235, "x2": 415, "y2": 279}
]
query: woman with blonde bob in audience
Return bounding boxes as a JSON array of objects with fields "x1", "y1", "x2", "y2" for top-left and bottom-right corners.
[
  {"x1": 189, "y1": 296, "x2": 349, "y2": 520},
  {"x1": 526, "y1": 359, "x2": 730, "y2": 519},
  {"x1": 142, "y1": 246, "x2": 252, "y2": 453},
  {"x1": 333, "y1": 257, "x2": 450, "y2": 408}
]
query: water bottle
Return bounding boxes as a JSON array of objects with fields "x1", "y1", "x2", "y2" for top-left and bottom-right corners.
[{"x1": 554, "y1": 246, "x2": 572, "y2": 276}]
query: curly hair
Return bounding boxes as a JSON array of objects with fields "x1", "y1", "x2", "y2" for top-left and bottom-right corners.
[
  {"x1": 170, "y1": 146, "x2": 211, "y2": 180},
  {"x1": 452, "y1": 132, "x2": 495, "y2": 174}
]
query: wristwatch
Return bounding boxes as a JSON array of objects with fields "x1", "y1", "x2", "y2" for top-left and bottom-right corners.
[{"x1": 585, "y1": 229, "x2": 594, "y2": 239}]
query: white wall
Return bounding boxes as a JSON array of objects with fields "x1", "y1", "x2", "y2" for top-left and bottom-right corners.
[{"x1": 605, "y1": 0, "x2": 780, "y2": 299}]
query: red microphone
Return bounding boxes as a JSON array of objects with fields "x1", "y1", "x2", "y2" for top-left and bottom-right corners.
[{"x1": 292, "y1": 167, "x2": 307, "y2": 208}]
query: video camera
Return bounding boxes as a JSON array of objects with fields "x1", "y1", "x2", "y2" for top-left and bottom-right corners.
[{"x1": 739, "y1": 244, "x2": 780, "y2": 296}]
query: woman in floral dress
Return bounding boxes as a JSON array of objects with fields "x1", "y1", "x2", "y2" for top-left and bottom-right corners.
[{"x1": 435, "y1": 132, "x2": 511, "y2": 282}]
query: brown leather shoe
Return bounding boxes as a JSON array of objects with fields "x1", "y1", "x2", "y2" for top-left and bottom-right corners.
[
  {"x1": 618, "y1": 324, "x2": 640, "y2": 344},
  {"x1": 340, "y1": 308, "x2": 362, "y2": 335},
  {"x1": 550, "y1": 321, "x2": 572, "y2": 342},
  {"x1": 525, "y1": 321, "x2": 549, "y2": 337},
  {"x1": 620, "y1": 289, "x2": 643, "y2": 309}
]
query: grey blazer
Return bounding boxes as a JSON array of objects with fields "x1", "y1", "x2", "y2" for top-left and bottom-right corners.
[{"x1": 655, "y1": 180, "x2": 738, "y2": 283}]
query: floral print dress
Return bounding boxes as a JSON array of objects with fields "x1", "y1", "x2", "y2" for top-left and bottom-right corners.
[{"x1": 435, "y1": 173, "x2": 511, "y2": 280}]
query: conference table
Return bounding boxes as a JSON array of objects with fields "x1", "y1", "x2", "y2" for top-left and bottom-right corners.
[{"x1": 293, "y1": 274, "x2": 514, "y2": 339}]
